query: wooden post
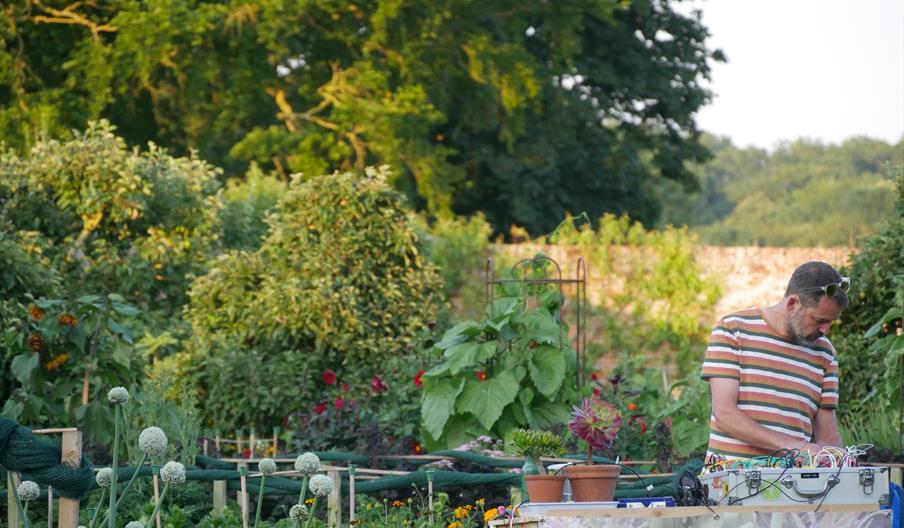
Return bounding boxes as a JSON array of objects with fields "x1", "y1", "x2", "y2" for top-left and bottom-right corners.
[
  {"x1": 8, "y1": 471, "x2": 21, "y2": 528},
  {"x1": 249, "y1": 429, "x2": 256, "y2": 458},
  {"x1": 236, "y1": 430, "x2": 243, "y2": 457},
  {"x1": 152, "y1": 470, "x2": 162, "y2": 528},
  {"x1": 213, "y1": 480, "x2": 227, "y2": 513},
  {"x1": 347, "y1": 465, "x2": 355, "y2": 524},
  {"x1": 271, "y1": 428, "x2": 278, "y2": 456},
  {"x1": 426, "y1": 470, "x2": 434, "y2": 525},
  {"x1": 215, "y1": 432, "x2": 221, "y2": 454},
  {"x1": 327, "y1": 469, "x2": 341, "y2": 527},
  {"x1": 58, "y1": 430, "x2": 82, "y2": 528},
  {"x1": 48, "y1": 486, "x2": 54, "y2": 528},
  {"x1": 238, "y1": 463, "x2": 249, "y2": 528},
  {"x1": 203, "y1": 438, "x2": 209, "y2": 456}
]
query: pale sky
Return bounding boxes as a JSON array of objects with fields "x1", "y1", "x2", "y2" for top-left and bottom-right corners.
[{"x1": 676, "y1": 0, "x2": 904, "y2": 149}]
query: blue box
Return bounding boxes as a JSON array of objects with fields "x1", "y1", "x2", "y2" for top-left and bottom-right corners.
[{"x1": 617, "y1": 497, "x2": 675, "y2": 508}]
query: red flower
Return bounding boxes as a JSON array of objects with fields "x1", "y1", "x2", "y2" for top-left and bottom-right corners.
[
  {"x1": 313, "y1": 402, "x2": 328, "y2": 414},
  {"x1": 593, "y1": 387, "x2": 600, "y2": 397},
  {"x1": 630, "y1": 415, "x2": 647, "y2": 434},
  {"x1": 529, "y1": 340, "x2": 537, "y2": 349},
  {"x1": 322, "y1": 369, "x2": 337, "y2": 385},
  {"x1": 371, "y1": 375, "x2": 388, "y2": 394},
  {"x1": 342, "y1": 383, "x2": 351, "y2": 393},
  {"x1": 413, "y1": 441, "x2": 423, "y2": 454},
  {"x1": 591, "y1": 372, "x2": 599, "y2": 381},
  {"x1": 476, "y1": 371, "x2": 487, "y2": 381},
  {"x1": 242, "y1": 449, "x2": 251, "y2": 458},
  {"x1": 413, "y1": 369, "x2": 426, "y2": 387},
  {"x1": 282, "y1": 415, "x2": 290, "y2": 427},
  {"x1": 627, "y1": 403, "x2": 638, "y2": 411},
  {"x1": 334, "y1": 397, "x2": 345, "y2": 410}
]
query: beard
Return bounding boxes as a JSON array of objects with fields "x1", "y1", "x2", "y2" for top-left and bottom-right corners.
[{"x1": 788, "y1": 309, "x2": 822, "y2": 347}]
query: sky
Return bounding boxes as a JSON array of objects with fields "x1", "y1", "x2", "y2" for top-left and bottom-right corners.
[{"x1": 676, "y1": 0, "x2": 904, "y2": 150}]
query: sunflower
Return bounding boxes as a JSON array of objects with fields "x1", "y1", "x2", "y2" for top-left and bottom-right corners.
[
  {"x1": 57, "y1": 313, "x2": 78, "y2": 327},
  {"x1": 44, "y1": 353, "x2": 69, "y2": 371},
  {"x1": 27, "y1": 305, "x2": 44, "y2": 321},
  {"x1": 28, "y1": 333, "x2": 43, "y2": 351}
]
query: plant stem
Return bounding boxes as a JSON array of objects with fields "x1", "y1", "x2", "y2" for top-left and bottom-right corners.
[
  {"x1": 298, "y1": 475, "x2": 309, "y2": 505},
  {"x1": 254, "y1": 474, "x2": 267, "y2": 528},
  {"x1": 9, "y1": 474, "x2": 30, "y2": 528},
  {"x1": 587, "y1": 444, "x2": 592, "y2": 465},
  {"x1": 88, "y1": 487, "x2": 106, "y2": 528},
  {"x1": 114, "y1": 453, "x2": 147, "y2": 509},
  {"x1": 23, "y1": 502, "x2": 30, "y2": 528},
  {"x1": 147, "y1": 483, "x2": 169, "y2": 525},
  {"x1": 109, "y1": 403, "x2": 121, "y2": 528}
]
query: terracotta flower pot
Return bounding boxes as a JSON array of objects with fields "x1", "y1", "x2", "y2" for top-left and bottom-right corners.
[
  {"x1": 524, "y1": 474, "x2": 566, "y2": 503},
  {"x1": 563, "y1": 464, "x2": 620, "y2": 502}
]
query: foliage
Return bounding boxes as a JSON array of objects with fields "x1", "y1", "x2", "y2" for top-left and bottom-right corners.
[
  {"x1": 416, "y1": 214, "x2": 493, "y2": 300},
  {"x1": 654, "y1": 376, "x2": 712, "y2": 458},
  {"x1": 550, "y1": 213, "x2": 721, "y2": 374},
  {"x1": 663, "y1": 135, "x2": 904, "y2": 246},
  {"x1": 0, "y1": 0, "x2": 721, "y2": 235},
  {"x1": 420, "y1": 265, "x2": 579, "y2": 448},
  {"x1": 219, "y1": 164, "x2": 288, "y2": 252},
  {"x1": 509, "y1": 429, "x2": 565, "y2": 474},
  {"x1": 832, "y1": 163, "x2": 904, "y2": 423},
  {"x1": 182, "y1": 167, "x2": 445, "y2": 430},
  {"x1": 0, "y1": 120, "x2": 223, "y2": 329},
  {"x1": 1, "y1": 294, "x2": 141, "y2": 442}
]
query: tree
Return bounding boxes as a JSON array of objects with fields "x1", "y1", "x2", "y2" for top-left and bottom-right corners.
[{"x1": 0, "y1": 0, "x2": 722, "y2": 235}]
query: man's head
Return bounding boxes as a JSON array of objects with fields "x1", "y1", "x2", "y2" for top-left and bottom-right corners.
[{"x1": 782, "y1": 261, "x2": 849, "y2": 346}]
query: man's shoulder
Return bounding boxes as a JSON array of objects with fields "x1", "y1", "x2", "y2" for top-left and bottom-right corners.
[{"x1": 716, "y1": 308, "x2": 763, "y2": 329}]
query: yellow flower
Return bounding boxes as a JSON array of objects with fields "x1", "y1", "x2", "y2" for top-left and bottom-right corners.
[
  {"x1": 305, "y1": 498, "x2": 315, "y2": 505},
  {"x1": 476, "y1": 498, "x2": 485, "y2": 507},
  {"x1": 44, "y1": 353, "x2": 69, "y2": 371},
  {"x1": 484, "y1": 510, "x2": 497, "y2": 523},
  {"x1": 454, "y1": 506, "x2": 468, "y2": 519},
  {"x1": 447, "y1": 523, "x2": 462, "y2": 528}
]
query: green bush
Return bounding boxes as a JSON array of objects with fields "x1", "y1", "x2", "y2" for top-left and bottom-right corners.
[
  {"x1": 421, "y1": 261, "x2": 580, "y2": 448},
  {"x1": 219, "y1": 164, "x2": 288, "y2": 251},
  {"x1": 182, "y1": 167, "x2": 445, "y2": 429},
  {"x1": 834, "y1": 163, "x2": 904, "y2": 424}
]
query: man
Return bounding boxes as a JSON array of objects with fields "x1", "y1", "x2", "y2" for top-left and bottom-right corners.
[{"x1": 701, "y1": 261, "x2": 848, "y2": 460}]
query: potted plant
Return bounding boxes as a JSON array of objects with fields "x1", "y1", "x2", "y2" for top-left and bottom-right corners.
[
  {"x1": 564, "y1": 396, "x2": 623, "y2": 502},
  {"x1": 510, "y1": 429, "x2": 567, "y2": 503}
]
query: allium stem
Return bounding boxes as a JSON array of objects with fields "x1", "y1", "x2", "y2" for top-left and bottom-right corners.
[
  {"x1": 298, "y1": 475, "x2": 309, "y2": 505},
  {"x1": 109, "y1": 403, "x2": 121, "y2": 528},
  {"x1": 10, "y1": 478, "x2": 31, "y2": 528},
  {"x1": 99, "y1": 452, "x2": 148, "y2": 527},
  {"x1": 254, "y1": 474, "x2": 267, "y2": 528},
  {"x1": 88, "y1": 487, "x2": 106, "y2": 528},
  {"x1": 148, "y1": 483, "x2": 169, "y2": 525}
]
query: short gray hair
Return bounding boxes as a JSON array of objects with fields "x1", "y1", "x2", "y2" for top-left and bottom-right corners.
[{"x1": 784, "y1": 261, "x2": 849, "y2": 309}]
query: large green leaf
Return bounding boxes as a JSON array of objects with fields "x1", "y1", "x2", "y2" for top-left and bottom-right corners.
[
  {"x1": 515, "y1": 310, "x2": 561, "y2": 345},
  {"x1": 672, "y1": 418, "x2": 710, "y2": 457},
  {"x1": 457, "y1": 371, "x2": 520, "y2": 430},
  {"x1": 865, "y1": 307, "x2": 902, "y2": 338},
  {"x1": 422, "y1": 378, "x2": 465, "y2": 440},
  {"x1": 528, "y1": 344, "x2": 565, "y2": 397},
  {"x1": 530, "y1": 398, "x2": 572, "y2": 428},
  {"x1": 434, "y1": 321, "x2": 481, "y2": 350},
  {"x1": 10, "y1": 353, "x2": 39, "y2": 384}
]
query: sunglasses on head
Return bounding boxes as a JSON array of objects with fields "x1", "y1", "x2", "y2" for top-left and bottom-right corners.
[{"x1": 800, "y1": 277, "x2": 851, "y2": 298}]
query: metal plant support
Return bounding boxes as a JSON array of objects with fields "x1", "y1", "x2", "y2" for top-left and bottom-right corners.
[{"x1": 485, "y1": 255, "x2": 587, "y2": 388}]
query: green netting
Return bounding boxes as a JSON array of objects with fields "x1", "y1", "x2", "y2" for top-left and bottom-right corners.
[{"x1": 0, "y1": 417, "x2": 95, "y2": 499}]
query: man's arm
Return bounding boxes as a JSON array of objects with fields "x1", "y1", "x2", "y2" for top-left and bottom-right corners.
[
  {"x1": 710, "y1": 378, "x2": 820, "y2": 452},
  {"x1": 812, "y1": 408, "x2": 844, "y2": 447}
]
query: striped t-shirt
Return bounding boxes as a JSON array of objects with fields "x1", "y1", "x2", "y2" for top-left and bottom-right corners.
[{"x1": 700, "y1": 308, "x2": 839, "y2": 458}]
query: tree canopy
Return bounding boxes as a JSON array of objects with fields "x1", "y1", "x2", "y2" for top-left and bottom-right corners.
[{"x1": 0, "y1": 0, "x2": 722, "y2": 235}]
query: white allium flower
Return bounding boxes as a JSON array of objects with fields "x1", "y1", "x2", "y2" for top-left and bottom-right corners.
[
  {"x1": 125, "y1": 522, "x2": 144, "y2": 528},
  {"x1": 96, "y1": 468, "x2": 113, "y2": 488},
  {"x1": 289, "y1": 504, "x2": 308, "y2": 521},
  {"x1": 17, "y1": 481, "x2": 39, "y2": 501},
  {"x1": 107, "y1": 387, "x2": 130, "y2": 404},
  {"x1": 309, "y1": 474, "x2": 332, "y2": 497},
  {"x1": 294, "y1": 452, "x2": 320, "y2": 475},
  {"x1": 160, "y1": 461, "x2": 186, "y2": 486},
  {"x1": 138, "y1": 426, "x2": 168, "y2": 457},
  {"x1": 259, "y1": 458, "x2": 277, "y2": 475}
]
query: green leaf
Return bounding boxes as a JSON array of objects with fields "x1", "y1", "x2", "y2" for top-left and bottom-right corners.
[
  {"x1": 519, "y1": 387, "x2": 534, "y2": 406},
  {"x1": 77, "y1": 295, "x2": 103, "y2": 305},
  {"x1": 516, "y1": 310, "x2": 561, "y2": 345},
  {"x1": 108, "y1": 318, "x2": 133, "y2": 344},
  {"x1": 106, "y1": 293, "x2": 125, "y2": 302},
  {"x1": 865, "y1": 307, "x2": 902, "y2": 338},
  {"x1": 443, "y1": 342, "x2": 481, "y2": 374},
  {"x1": 434, "y1": 321, "x2": 481, "y2": 350},
  {"x1": 111, "y1": 302, "x2": 140, "y2": 317},
  {"x1": 528, "y1": 344, "x2": 566, "y2": 397},
  {"x1": 422, "y1": 378, "x2": 465, "y2": 440},
  {"x1": 2, "y1": 399, "x2": 24, "y2": 420},
  {"x1": 487, "y1": 297, "x2": 520, "y2": 320},
  {"x1": 672, "y1": 418, "x2": 710, "y2": 457},
  {"x1": 530, "y1": 398, "x2": 572, "y2": 427},
  {"x1": 11, "y1": 353, "x2": 39, "y2": 384},
  {"x1": 67, "y1": 324, "x2": 88, "y2": 351},
  {"x1": 457, "y1": 371, "x2": 519, "y2": 430}
]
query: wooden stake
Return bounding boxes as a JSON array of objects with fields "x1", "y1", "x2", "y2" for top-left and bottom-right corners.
[
  {"x1": 58, "y1": 430, "x2": 82, "y2": 528},
  {"x1": 249, "y1": 429, "x2": 256, "y2": 458},
  {"x1": 48, "y1": 486, "x2": 53, "y2": 528},
  {"x1": 348, "y1": 465, "x2": 355, "y2": 524},
  {"x1": 213, "y1": 480, "x2": 227, "y2": 514},
  {"x1": 327, "y1": 470, "x2": 341, "y2": 527},
  {"x1": 238, "y1": 464, "x2": 249, "y2": 528},
  {"x1": 152, "y1": 473, "x2": 162, "y2": 528}
]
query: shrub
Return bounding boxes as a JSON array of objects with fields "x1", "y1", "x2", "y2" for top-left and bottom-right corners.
[{"x1": 182, "y1": 167, "x2": 445, "y2": 429}]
